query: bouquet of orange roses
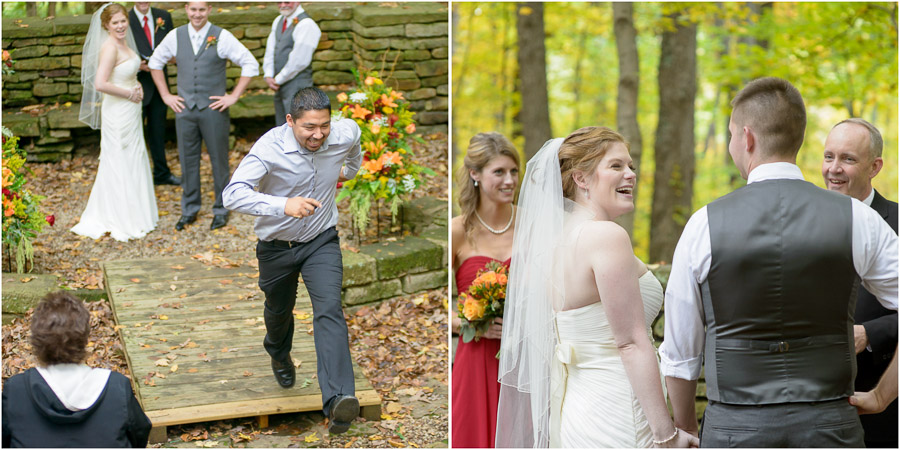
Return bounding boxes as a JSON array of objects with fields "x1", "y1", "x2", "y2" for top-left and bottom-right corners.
[{"x1": 457, "y1": 260, "x2": 508, "y2": 344}]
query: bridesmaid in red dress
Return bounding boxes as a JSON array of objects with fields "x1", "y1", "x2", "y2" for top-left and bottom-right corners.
[{"x1": 451, "y1": 132, "x2": 520, "y2": 448}]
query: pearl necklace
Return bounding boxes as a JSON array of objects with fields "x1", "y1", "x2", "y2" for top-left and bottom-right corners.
[{"x1": 474, "y1": 207, "x2": 514, "y2": 234}]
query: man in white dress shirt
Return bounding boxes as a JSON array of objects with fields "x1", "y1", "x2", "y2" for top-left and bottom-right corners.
[
  {"x1": 263, "y1": 2, "x2": 321, "y2": 126},
  {"x1": 149, "y1": 1, "x2": 259, "y2": 231},
  {"x1": 223, "y1": 87, "x2": 362, "y2": 435},
  {"x1": 659, "y1": 77, "x2": 898, "y2": 447}
]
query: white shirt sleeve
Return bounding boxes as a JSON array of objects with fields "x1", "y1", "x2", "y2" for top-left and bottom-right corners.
[
  {"x1": 215, "y1": 28, "x2": 260, "y2": 77},
  {"x1": 851, "y1": 199, "x2": 899, "y2": 310},
  {"x1": 262, "y1": 16, "x2": 279, "y2": 79},
  {"x1": 148, "y1": 30, "x2": 177, "y2": 70},
  {"x1": 659, "y1": 206, "x2": 710, "y2": 381},
  {"x1": 273, "y1": 18, "x2": 321, "y2": 86}
]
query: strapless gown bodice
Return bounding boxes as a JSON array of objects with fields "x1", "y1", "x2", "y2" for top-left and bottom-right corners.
[{"x1": 553, "y1": 270, "x2": 664, "y2": 448}]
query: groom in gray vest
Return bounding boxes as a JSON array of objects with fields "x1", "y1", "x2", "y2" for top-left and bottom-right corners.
[
  {"x1": 149, "y1": 2, "x2": 259, "y2": 231},
  {"x1": 659, "y1": 77, "x2": 898, "y2": 447},
  {"x1": 263, "y1": 2, "x2": 320, "y2": 126}
]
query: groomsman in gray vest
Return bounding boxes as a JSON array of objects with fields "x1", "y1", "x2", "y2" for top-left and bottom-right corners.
[
  {"x1": 149, "y1": 2, "x2": 259, "y2": 231},
  {"x1": 659, "y1": 77, "x2": 898, "y2": 447},
  {"x1": 223, "y1": 87, "x2": 362, "y2": 434},
  {"x1": 263, "y1": 2, "x2": 321, "y2": 126},
  {"x1": 822, "y1": 118, "x2": 897, "y2": 448}
]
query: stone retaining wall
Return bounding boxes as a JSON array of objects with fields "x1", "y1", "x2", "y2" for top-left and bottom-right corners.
[{"x1": 1, "y1": 2, "x2": 448, "y2": 161}]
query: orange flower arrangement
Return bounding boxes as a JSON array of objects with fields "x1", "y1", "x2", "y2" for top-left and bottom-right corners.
[
  {"x1": 457, "y1": 260, "x2": 509, "y2": 345},
  {"x1": 335, "y1": 69, "x2": 435, "y2": 233}
]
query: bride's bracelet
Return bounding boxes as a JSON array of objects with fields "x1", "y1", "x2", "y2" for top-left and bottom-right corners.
[{"x1": 652, "y1": 427, "x2": 680, "y2": 445}]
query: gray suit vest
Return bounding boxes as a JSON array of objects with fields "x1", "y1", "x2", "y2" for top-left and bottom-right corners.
[
  {"x1": 175, "y1": 25, "x2": 226, "y2": 110},
  {"x1": 702, "y1": 179, "x2": 858, "y2": 405},
  {"x1": 274, "y1": 12, "x2": 313, "y2": 92}
]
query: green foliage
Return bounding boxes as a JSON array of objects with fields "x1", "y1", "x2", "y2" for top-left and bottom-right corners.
[
  {"x1": 2, "y1": 127, "x2": 51, "y2": 273},
  {"x1": 453, "y1": 2, "x2": 898, "y2": 261}
]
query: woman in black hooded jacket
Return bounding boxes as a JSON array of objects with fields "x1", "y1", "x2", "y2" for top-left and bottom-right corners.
[{"x1": 2, "y1": 291, "x2": 151, "y2": 448}]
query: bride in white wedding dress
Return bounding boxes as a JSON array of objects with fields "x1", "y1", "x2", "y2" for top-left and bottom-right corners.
[
  {"x1": 72, "y1": 2, "x2": 158, "y2": 241},
  {"x1": 496, "y1": 127, "x2": 698, "y2": 448}
]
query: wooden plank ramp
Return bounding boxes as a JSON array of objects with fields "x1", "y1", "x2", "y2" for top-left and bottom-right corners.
[{"x1": 101, "y1": 253, "x2": 381, "y2": 442}]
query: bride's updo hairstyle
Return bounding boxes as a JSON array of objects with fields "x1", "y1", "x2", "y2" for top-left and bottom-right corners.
[
  {"x1": 100, "y1": 3, "x2": 127, "y2": 29},
  {"x1": 558, "y1": 126, "x2": 628, "y2": 200},
  {"x1": 457, "y1": 132, "x2": 520, "y2": 241}
]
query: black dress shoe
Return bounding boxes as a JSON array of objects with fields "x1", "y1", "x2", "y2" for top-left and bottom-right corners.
[
  {"x1": 174, "y1": 215, "x2": 196, "y2": 231},
  {"x1": 271, "y1": 357, "x2": 295, "y2": 388},
  {"x1": 210, "y1": 214, "x2": 228, "y2": 230},
  {"x1": 327, "y1": 395, "x2": 359, "y2": 434},
  {"x1": 154, "y1": 174, "x2": 181, "y2": 186}
]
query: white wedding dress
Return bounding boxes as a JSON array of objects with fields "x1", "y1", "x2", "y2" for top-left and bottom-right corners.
[
  {"x1": 552, "y1": 270, "x2": 664, "y2": 448},
  {"x1": 71, "y1": 54, "x2": 158, "y2": 241}
]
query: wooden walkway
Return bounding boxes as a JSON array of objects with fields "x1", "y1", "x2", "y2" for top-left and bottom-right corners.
[{"x1": 101, "y1": 253, "x2": 381, "y2": 441}]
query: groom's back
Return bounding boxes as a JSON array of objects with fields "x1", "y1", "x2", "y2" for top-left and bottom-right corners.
[{"x1": 701, "y1": 179, "x2": 857, "y2": 405}]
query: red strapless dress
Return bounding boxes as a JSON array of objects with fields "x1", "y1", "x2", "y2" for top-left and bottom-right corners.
[{"x1": 451, "y1": 256, "x2": 511, "y2": 449}]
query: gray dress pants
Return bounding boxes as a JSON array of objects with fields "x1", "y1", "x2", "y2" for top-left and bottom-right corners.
[
  {"x1": 256, "y1": 227, "x2": 355, "y2": 415},
  {"x1": 174, "y1": 105, "x2": 230, "y2": 217},
  {"x1": 700, "y1": 398, "x2": 864, "y2": 447}
]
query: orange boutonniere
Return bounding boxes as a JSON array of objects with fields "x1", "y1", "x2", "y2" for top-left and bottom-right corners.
[
  {"x1": 155, "y1": 17, "x2": 165, "y2": 32},
  {"x1": 292, "y1": 17, "x2": 300, "y2": 26},
  {"x1": 205, "y1": 36, "x2": 216, "y2": 50}
]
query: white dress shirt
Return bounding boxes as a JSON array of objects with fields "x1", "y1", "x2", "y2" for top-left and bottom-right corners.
[
  {"x1": 863, "y1": 188, "x2": 875, "y2": 207},
  {"x1": 133, "y1": 7, "x2": 155, "y2": 49},
  {"x1": 262, "y1": 6, "x2": 322, "y2": 85},
  {"x1": 222, "y1": 119, "x2": 362, "y2": 243},
  {"x1": 659, "y1": 162, "x2": 899, "y2": 380},
  {"x1": 148, "y1": 22, "x2": 259, "y2": 77}
]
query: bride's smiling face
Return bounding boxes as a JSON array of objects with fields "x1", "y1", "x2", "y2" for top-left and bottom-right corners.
[
  {"x1": 472, "y1": 155, "x2": 519, "y2": 205},
  {"x1": 105, "y1": 12, "x2": 129, "y2": 40},
  {"x1": 584, "y1": 143, "x2": 636, "y2": 220}
]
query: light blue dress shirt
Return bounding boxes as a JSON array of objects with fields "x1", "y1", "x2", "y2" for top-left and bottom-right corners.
[{"x1": 223, "y1": 119, "x2": 362, "y2": 242}]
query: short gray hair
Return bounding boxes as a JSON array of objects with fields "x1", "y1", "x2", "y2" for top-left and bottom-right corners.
[{"x1": 834, "y1": 118, "x2": 883, "y2": 160}]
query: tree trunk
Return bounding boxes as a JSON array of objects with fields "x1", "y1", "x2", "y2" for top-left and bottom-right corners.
[
  {"x1": 650, "y1": 9, "x2": 697, "y2": 264},
  {"x1": 25, "y1": 2, "x2": 37, "y2": 16},
  {"x1": 47, "y1": 2, "x2": 56, "y2": 17},
  {"x1": 516, "y1": 2, "x2": 552, "y2": 162},
  {"x1": 612, "y1": 2, "x2": 642, "y2": 237},
  {"x1": 571, "y1": 19, "x2": 589, "y2": 128}
]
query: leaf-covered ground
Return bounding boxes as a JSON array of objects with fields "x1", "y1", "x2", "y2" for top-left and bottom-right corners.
[
  {"x1": 2, "y1": 289, "x2": 448, "y2": 448},
  {"x1": 2, "y1": 132, "x2": 449, "y2": 447},
  {"x1": 14, "y1": 132, "x2": 447, "y2": 289}
]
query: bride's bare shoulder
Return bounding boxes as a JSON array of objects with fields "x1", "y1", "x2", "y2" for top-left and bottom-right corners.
[{"x1": 577, "y1": 220, "x2": 632, "y2": 251}]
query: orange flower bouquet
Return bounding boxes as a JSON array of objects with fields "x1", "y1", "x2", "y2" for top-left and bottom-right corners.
[
  {"x1": 335, "y1": 69, "x2": 435, "y2": 233},
  {"x1": 457, "y1": 261, "x2": 508, "y2": 345}
]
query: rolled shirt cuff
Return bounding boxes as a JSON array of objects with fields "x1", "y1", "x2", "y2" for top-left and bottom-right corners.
[{"x1": 659, "y1": 353, "x2": 703, "y2": 380}]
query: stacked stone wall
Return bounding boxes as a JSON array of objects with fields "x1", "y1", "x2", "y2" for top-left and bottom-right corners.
[{"x1": 1, "y1": 2, "x2": 448, "y2": 161}]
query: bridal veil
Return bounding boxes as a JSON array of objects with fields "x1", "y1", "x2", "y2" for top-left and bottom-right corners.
[{"x1": 496, "y1": 138, "x2": 568, "y2": 448}]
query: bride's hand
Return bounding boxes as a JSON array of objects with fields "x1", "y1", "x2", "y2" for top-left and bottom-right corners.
[
  {"x1": 652, "y1": 429, "x2": 699, "y2": 448},
  {"x1": 483, "y1": 317, "x2": 502, "y2": 340}
]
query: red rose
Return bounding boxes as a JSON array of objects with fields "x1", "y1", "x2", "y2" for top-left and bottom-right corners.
[
  {"x1": 45, "y1": 214, "x2": 55, "y2": 226},
  {"x1": 2, "y1": 188, "x2": 11, "y2": 198},
  {"x1": 389, "y1": 114, "x2": 399, "y2": 125},
  {"x1": 336, "y1": 182, "x2": 343, "y2": 188}
]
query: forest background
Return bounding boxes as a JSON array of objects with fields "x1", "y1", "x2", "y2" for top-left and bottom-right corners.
[{"x1": 452, "y1": 2, "x2": 899, "y2": 263}]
